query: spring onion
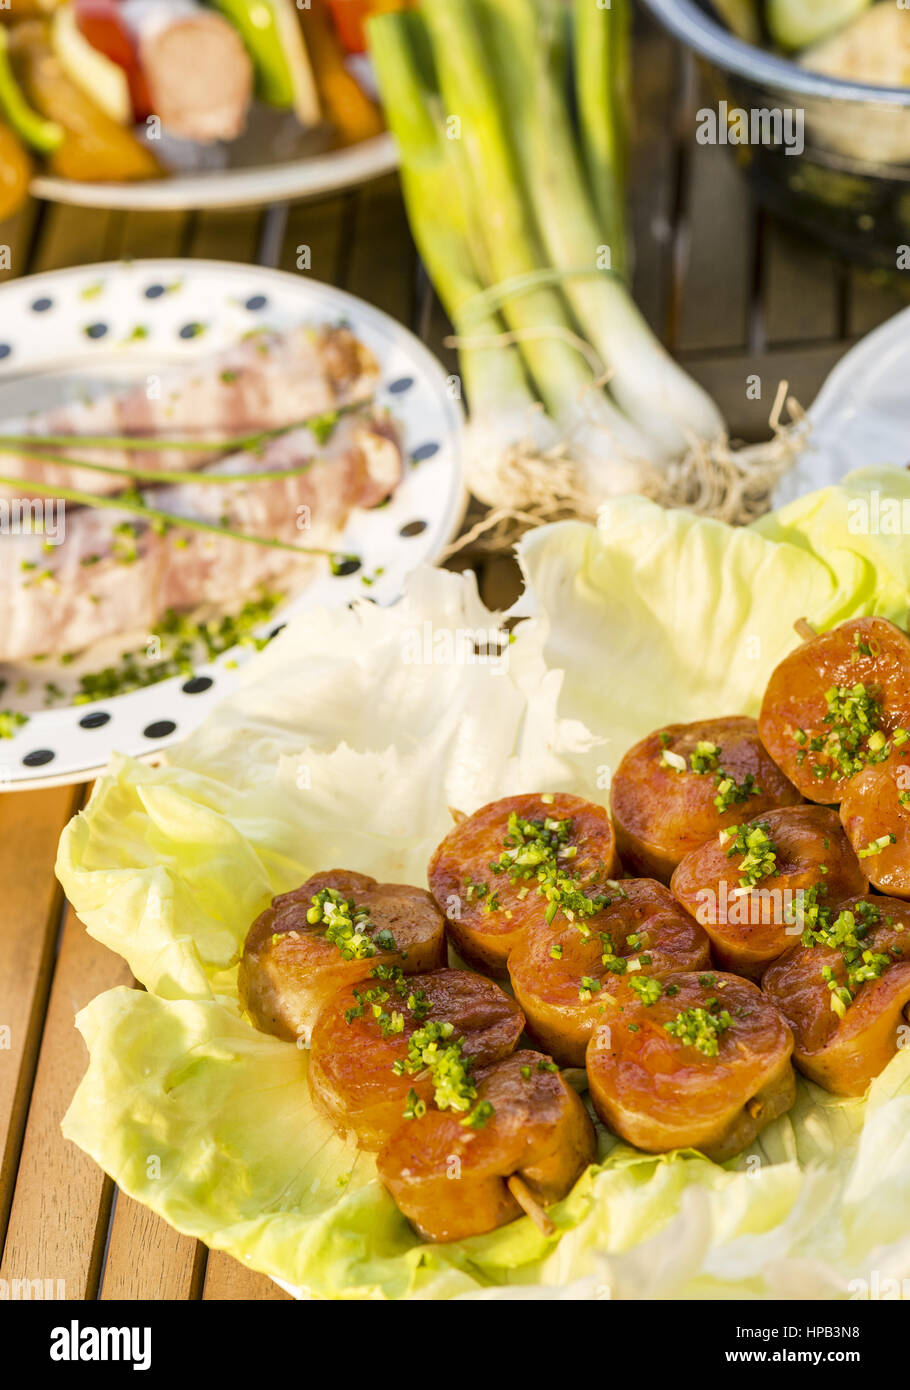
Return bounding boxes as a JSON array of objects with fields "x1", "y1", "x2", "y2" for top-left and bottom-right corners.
[{"x1": 369, "y1": 0, "x2": 784, "y2": 529}]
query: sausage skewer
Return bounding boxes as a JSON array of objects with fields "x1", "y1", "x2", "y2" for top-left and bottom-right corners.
[
  {"x1": 239, "y1": 869, "x2": 446, "y2": 1045},
  {"x1": 307, "y1": 966, "x2": 525, "y2": 1150},
  {"x1": 839, "y1": 745, "x2": 910, "y2": 900},
  {"x1": 670, "y1": 805, "x2": 868, "y2": 979},
  {"x1": 610, "y1": 716, "x2": 802, "y2": 884},
  {"x1": 585, "y1": 971, "x2": 796, "y2": 1162},
  {"x1": 758, "y1": 617, "x2": 910, "y2": 803},
  {"x1": 762, "y1": 893, "x2": 910, "y2": 1095},
  {"x1": 376, "y1": 1049, "x2": 595, "y2": 1242},
  {"x1": 428, "y1": 792, "x2": 619, "y2": 976},
  {"x1": 508, "y1": 877, "x2": 711, "y2": 1065}
]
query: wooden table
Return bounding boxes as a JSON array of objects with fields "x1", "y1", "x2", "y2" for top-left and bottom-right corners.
[{"x1": 1, "y1": 16, "x2": 908, "y2": 1302}]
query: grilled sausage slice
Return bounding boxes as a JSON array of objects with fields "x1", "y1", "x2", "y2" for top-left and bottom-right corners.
[
  {"x1": 508, "y1": 878, "x2": 711, "y2": 1066},
  {"x1": 762, "y1": 894, "x2": 910, "y2": 1096},
  {"x1": 377, "y1": 1049, "x2": 595, "y2": 1242},
  {"x1": 840, "y1": 745, "x2": 910, "y2": 899},
  {"x1": 308, "y1": 968, "x2": 524, "y2": 1150},
  {"x1": 428, "y1": 793, "x2": 618, "y2": 976},
  {"x1": 586, "y1": 972, "x2": 796, "y2": 1162},
  {"x1": 239, "y1": 870, "x2": 446, "y2": 1045},
  {"x1": 611, "y1": 717, "x2": 802, "y2": 883},
  {"x1": 670, "y1": 805, "x2": 868, "y2": 979},
  {"x1": 758, "y1": 617, "x2": 910, "y2": 803}
]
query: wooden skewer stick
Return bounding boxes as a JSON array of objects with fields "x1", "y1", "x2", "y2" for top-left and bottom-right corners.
[
  {"x1": 794, "y1": 618, "x2": 818, "y2": 643},
  {"x1": 507, "y1": 1175, "x2": 555, "y2": 1236},
  {"x1": 448, "y1": 806, "x2": 467, "y2": 824}
]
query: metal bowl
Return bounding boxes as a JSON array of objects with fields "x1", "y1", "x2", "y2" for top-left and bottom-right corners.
[{"x1": 641, "y1": 0, "x2": 910, "y2": 267}]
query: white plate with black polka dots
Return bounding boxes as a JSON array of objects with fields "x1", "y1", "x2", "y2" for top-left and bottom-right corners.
[{"x1": 0, "y1": 259, "x2": 466, "y2": 790}]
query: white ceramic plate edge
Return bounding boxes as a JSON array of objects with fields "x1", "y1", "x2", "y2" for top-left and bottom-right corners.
[{"x1": 31, "y1": 134, "x2": 398, "y2": 211}]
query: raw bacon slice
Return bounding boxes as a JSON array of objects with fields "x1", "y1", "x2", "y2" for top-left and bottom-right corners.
[
  {"x1": 0, "y1": 409, "x2": 402, "y2": 663},
  {"x1": 0, "y1": 325, "x2": 380, "y2": 503}
]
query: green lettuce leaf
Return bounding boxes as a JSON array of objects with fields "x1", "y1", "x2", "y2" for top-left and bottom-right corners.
[{"x1": 58, "y1": 474, "x2": 910, "y2": 1299}]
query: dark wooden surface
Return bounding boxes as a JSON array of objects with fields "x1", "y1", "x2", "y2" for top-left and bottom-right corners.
[{"x1": 1, "y1": 18, "x2": 908, "y2": 1301}]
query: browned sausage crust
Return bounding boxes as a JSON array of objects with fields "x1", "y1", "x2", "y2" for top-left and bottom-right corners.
[
  {"x1": 762, "y1": 894, "x2": 910, "y2": 1096},
  {"x1": 239, "y1": 870, "x2": 446, "y2": 1044},
  {"x1": 428, "y1": 793, "x2": 618, "y2": 977},
  {"x1": 377, "y1": 1049, "x2": 596, "y2": 1242},
  {"x1": 840, "y1": 745, "x2": 910, "y2": 899},
  {"x1": 611, "y1": 717, "x2": 802, "y2": 883},
  {"x1": 585, "y1": 972, "x2": 795, "y2": 1161},
  {"x1": 670, "y1": 806, "x2": 868, "y2": 980},
  {"x1": 758, "y1": 617, "x2": 910, "y2": 803},
  {"x1": 308, "y1": 968, "x2": 525, "y2": 1150},
  {"x1": 508, "y1": 878, "x2": 711, "y2": 1066}
]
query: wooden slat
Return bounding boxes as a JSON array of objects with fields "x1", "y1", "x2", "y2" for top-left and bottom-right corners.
[
  {"x1": 0, "y1": 902, "x2": 131, "y2": 1298},
  {"x1": 848, "y1": 267, "x2": 909, "y2": 339},
  {"x1": 116, "y1": 211, "x2": 190, "y2": 261},
  {"x1": 418, "y1": 284, "x2": 457, "y2": 376},
  {"x1": 0, "y1": 785, "x2": 82, "y2": 1245},
  {"x1": 0, "y1": 201, "x2": 37, "y2": 283},
  {"x1": 629, "y1": 24, "x2": 680, "y2": 336},
  {"x1": 676, "y1": 139, "x2": 753, "y2": 353},
  {"x1": 479, "y1": 554, "x2": 523, "y2": 612},
  {"x1": 187, "y1": 208, "x2": 263, "y2": 264},
  {"x1": 203, "y1": 1250, "x2": 293, "y2": 1301},
  {"x1": 681, "y1": 341, "x2": 847, "y2": 441},
  {"x1": 761, "y1": 220, "x2": 842, "y2": 345},
  {"x1": 29, "y1": 204, "x2": 119, "y2": 273},
  {"x1": 101, "y1": 1193, "x2": 205, "y2": 1301},
  {"x1": 343, "y1": 174, "x2": 417, "y2": 322},
  {"x1": 279, "y1": 192, "x2": 351, "y2": 285}
]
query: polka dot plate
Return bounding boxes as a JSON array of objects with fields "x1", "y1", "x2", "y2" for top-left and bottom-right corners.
[{"x1": 0, "y1": 259, "x2": 466, "y2": 790}]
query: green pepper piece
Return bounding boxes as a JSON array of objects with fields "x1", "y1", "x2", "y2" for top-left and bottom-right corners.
[
  {"x1": 209, "y1": 0, "x2": 295, "y2": 108},
  {"x1": 0, "y1": 28, "x2": 64, "y2": 155}
]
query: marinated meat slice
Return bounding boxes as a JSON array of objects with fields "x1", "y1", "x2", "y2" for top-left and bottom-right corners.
[
  {"x1": 758, "y1": 617, "x2": 910, "y2": 803},
  {"x1": 839, "y1": 745, "x2": 910, "y2": 899},
  {"x1": 762, "y1": 894, "x2": 910, "y2": 1096},
  {"x1": 508, "y1": 878, "x2": 711, "y2": 1065},
  {"x1": 377, "y1": 1049, "x2": 596, "y2": 1243},
  {"x1": 586, "y1": 972, "x2": 796, "y2": 1162},
  {"x1": 428, "y1": 793, "x2": 619, "y2": 977},
  {"x1": 0, "y1": 411, "x2": 403, "y2": 662},
  {"x1": 239, "y1": 870, "x2": 447, "y2": 1046},
  {"x1": 670, "y1": 805, "x2": 868, "y2": 980},
  {"x1": 308, "y1": 968, "x2": 524, "y2": 1150},
  {"x1": 611, "y1": 716, "x2": 803, "y2": 883},
  {"x1": 0, "y1": 325, "x2": 379, "y2": 502}
]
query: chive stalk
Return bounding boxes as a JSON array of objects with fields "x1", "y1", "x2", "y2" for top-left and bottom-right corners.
[
  {"x1": 0, "y1": 401, "x2": 362, "y2": 455},
  {"x1": 373, "y1": 2, "x2": 656, "y2": 499},
  {"x1": 0, "y1": 473, "x2": 342, "y2": 560},
  {"x1": 1, "y1": 449, "x2": 319, "y2": 487}
]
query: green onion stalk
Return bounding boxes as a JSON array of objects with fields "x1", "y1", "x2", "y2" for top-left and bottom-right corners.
[
  {"x1": 370, "y1": 4, "x2": 658, "y2": 514},
  {"x1": 369, "y1": 0, "x2": 736, "y2": 518}
]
